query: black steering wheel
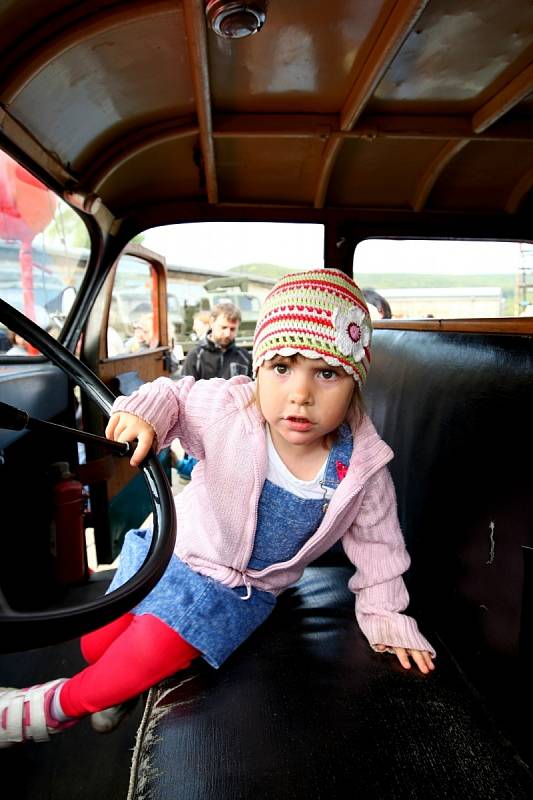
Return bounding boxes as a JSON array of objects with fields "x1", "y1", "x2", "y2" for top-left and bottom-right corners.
[{"x1": 0, "y1": 299, "x2": 176, "y2": 653}]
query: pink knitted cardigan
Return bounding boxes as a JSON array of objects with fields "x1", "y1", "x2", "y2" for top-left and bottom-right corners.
[{"x1": 112, "y1": 375, "x2": 435, "y2": 656}]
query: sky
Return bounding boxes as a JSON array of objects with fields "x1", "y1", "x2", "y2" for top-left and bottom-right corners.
[
  {"x1": 142, "y1": 222, "x2": 528, "y2": 275},
  {"x1": 143, "y1": 222, "x2": 324, "y2": 272}
]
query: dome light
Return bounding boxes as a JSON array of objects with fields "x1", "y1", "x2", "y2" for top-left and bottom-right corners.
[{"x1": 206, "y1": 1, "x2": 267, "y2": 39}]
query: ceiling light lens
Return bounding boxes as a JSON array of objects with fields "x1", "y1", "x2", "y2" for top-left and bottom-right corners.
[{"x1": 206, "y1": 2, "x2": 267, "y2": 39}]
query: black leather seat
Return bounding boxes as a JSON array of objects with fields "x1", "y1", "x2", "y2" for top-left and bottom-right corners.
[
  {"x1": 129, "y1": 567, "x2": 533, "y2": 799},
  {"x1": 129, "y1": 328, "x2": 533, "y2": 799}
]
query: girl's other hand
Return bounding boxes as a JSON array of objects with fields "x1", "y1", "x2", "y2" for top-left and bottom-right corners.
[
  {"x1": 374, "y1": 644, "x2": 435, "y2": 674},
  {"x1": 105, "y1": 412, "x2": 156, "y2": 467}
]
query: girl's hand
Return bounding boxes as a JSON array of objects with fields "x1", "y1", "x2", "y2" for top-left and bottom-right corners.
[
  {"x1": 374, "y1": 644, "x2": 435, "y2": 674},
  {"x1": 106, "y1": 411, "x2": 156, "y2": 467}
]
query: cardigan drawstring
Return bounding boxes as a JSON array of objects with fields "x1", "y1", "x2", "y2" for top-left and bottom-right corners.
[{"x1": 240, "y1": 572, "x2": 252, "y2": 600}]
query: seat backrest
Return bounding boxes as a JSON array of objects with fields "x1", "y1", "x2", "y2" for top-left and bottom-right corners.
[{"x1": 362, "y1": 328, "x2": 533, "y2": 727}]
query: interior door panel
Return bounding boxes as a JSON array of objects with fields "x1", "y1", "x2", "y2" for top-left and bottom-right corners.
[{"x1": 81, "y1": 245, "x2": 172, "y2": 562}]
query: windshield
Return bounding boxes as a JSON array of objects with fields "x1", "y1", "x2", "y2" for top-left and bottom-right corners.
[{"x1": 0, "y1": 149, "x2": 89, "y2": 355}]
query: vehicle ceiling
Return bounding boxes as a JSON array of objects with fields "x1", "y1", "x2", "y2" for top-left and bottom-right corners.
[{"x1": 1, "y1": 0, "x2": 532, "y2": 237}]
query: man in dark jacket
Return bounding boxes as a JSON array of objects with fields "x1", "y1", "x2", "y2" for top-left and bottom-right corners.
[
  {"x1": 176, "y1": 302, "x2": 252, "y2": 481},
  {"x1": 181, "y1": 301, "x2": 252, "y2": 380}
]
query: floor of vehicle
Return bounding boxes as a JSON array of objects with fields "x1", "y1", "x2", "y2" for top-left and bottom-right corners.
[{"x1": 0, "y1": 570, "x2": 143, "y2": 800}]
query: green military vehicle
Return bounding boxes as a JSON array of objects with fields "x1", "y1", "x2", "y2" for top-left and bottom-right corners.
[
  {"x1": 203, "y1": 276, "x2": 261, "y2": 346},
  {"x1": 169, "y1": 275, "x2": 261, "y2": 357}
]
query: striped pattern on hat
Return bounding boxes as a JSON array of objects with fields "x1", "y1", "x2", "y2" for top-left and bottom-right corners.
[{"x1": 253, "y1": 269, "x2": 372, "y2": 384}]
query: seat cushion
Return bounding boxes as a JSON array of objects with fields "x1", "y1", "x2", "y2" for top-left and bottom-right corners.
[{"x1": 128, "y1": 567, "x2": 533, "y2": 800}]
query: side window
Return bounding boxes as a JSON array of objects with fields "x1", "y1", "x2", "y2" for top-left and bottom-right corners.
[
  {"x1": 132, "y1": 222, "x2": 325, "y2": 362},
  {"x1": 0, "y1": 149, "x2": 89, "y2": 354},
  {"x1": 353, "y1": 240, "x2": 533, "y2": 320},
  {"x1": 238, "y1": 295, "x2": 255, "y2": 312},
  {"x1": 107, "y1": 254, "x2": 159, "y2": 357}
]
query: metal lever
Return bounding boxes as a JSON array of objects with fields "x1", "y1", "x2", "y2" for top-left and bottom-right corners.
[{"x1": 0, "y1": 400, "x2": 131, "y2": 456}]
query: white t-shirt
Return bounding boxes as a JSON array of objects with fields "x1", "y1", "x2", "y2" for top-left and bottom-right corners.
[{"x1": 265, "y1": 426, "x2": 335, "y2": 502}]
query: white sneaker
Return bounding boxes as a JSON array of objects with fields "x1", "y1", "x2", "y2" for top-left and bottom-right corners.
[
  {"x1": 90, "y1": 697, "x2": 138, "y2": 733},
  {"x1": 0, "y1": 679, "x2": 74, "y2": 747}
]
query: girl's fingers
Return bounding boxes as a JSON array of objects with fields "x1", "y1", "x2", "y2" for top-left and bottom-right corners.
[
  {"x1": 106, "y1": 413, "x2": 131, "y2": 441},
  {"x1": 398, "y1": 648, "x2": 435, "y2": 674},
  {"x1": 105, "y1": 414, "x2": 119, "y2": 439},
  {"x1": 117, "y1": 423, "x2": 137, "y2": 443},
  {"x1": 105, "y1": 412, "x2": 155, "y2": 466},
  {"x1": 393, "y1": 647, "x2": 412, "y2": 670},
  {"x1": 408, "y1": 650, "x2": 429, "y2": 674},
  {"x1": 414, "y1": 650, "x2": 435, "y2": 673},
  {"x1": 376, "y1": 645, "x2": 435, "y2": 674},
  {"x1": 130, "y1": 430, "x2": 153, "y2": 466}
]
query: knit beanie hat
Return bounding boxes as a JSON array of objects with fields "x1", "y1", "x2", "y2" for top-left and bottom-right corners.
[{"x1": 253, "y1": 268, "x2": 372, "y2": 385}]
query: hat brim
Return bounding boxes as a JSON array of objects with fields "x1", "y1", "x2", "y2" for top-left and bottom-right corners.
[{"x1": 253, "y1": 347, "x2": 364, "y2": 382}]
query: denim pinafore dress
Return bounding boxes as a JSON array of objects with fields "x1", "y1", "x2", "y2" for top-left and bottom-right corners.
[{"x1": 108, "y1": 426, "x2": 353, "y2": 668}]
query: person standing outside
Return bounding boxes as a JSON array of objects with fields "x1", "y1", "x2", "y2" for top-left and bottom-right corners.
[
  {"x1": 177, "y1": 302, "x2": 252, "y2": 479},
  {"x1": 181, "y1": 301, "x2": 252, "y2": 380},
  {"x1": 191, "y1": 310, "x2": 211, "y2": 341}
]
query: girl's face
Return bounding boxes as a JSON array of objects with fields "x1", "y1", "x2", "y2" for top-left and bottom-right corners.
[{"x1": 257, "y1": 354, "x2": 355, "y2": 450}]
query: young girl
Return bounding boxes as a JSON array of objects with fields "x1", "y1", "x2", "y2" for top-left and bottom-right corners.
[{"x1": 0, "y1": 268, "x2": 434, "y2": 747}]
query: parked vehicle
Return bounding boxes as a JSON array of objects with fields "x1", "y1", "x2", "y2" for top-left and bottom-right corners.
[
  {"x1": 0, "y1": 2, "x2": 531, "y2": 799},
  {"x1": 203, "y1": 276, "x2": 261, "y2": 343},
  {"x1": 166, "y1": 281, "x2": 211, "y2": 349},
  {"x1": 0, "y1": 243, "x2": 69, "y2": 329},
  {"x1": 165, "y1": 277, "x2": 261, "y2": 355}
]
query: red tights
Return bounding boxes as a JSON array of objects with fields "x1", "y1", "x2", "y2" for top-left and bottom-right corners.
[{"x1": 59, "y1": 613, "x2": 200, "y2": 718}]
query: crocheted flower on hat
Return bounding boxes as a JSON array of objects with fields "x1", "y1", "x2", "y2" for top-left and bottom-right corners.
[{"x1": 332, "y1": 306, "x2": 371, "y2": 362}]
